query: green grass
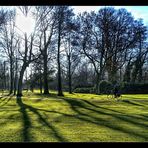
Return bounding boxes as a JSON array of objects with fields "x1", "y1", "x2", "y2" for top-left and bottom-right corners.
[{"x1": 0, "y1": 90, "x2": 148, "y2": 142}]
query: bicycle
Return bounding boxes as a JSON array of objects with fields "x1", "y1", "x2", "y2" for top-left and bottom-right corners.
[
  {"x1": 107, "y1": 90, "x2": 122, "y2": 101},
  {"x1": 114, "y1": 92, "x2": 122, "y2": 101}
]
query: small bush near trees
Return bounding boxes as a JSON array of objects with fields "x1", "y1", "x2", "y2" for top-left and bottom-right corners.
[
  {"x1": 99, "y1": 80, "x2": 113, "y2": 94},
  {"x1": 74, "y1": 87, "x2": 95, "y2": 93}
]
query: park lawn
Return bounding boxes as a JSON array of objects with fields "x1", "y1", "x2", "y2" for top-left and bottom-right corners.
[{"x1": 0, "y1": 90, "x2": 148, "y2": 142}]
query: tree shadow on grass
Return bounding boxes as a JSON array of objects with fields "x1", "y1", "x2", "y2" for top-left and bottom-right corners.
[
  {"x1": 122, "y1": 100, "x2": 147, "y2": 108},
  {"x1": 34, "y1": 92, "x2": 64, "y2": 100},
  {"x1": 61, "y1": 97, "x2": 148, "y2": 141},
  {"x1": 35, "y1": 93, "x2": 148, "y2": 129},
  {"x1": 16, "y1": 96, "x2": 67, "y2": 142},
  {"x1": 0, "y1": 95, "x2": 14, "y2": 106},
  {"x1": 25, "y1": 104, "x2": 67, "y2": 142},
  {"x1": 17, "y1": 97, "x2": 32, "y2": 142},
  {"x1": 82, "y1": 99, "x2": 148, "y2": 123},
  {"x1": 16, "y1": 92, "x2": 148, "y2": 141}
]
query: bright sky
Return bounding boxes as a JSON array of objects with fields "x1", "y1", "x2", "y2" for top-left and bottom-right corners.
[
  {"x1": 0, "y1": 6, "x2": 35, "y2": 36},
  {"x1": 72, "y1": 6, "x2": 148, "y2": 26},
  {"x1": 16, "y1": 6, "x2": 148, "y2": 35},
  {"x1": 0, "y1": 6, "x2": 148, "y2": 35},
  {"x1": 15, "y1": 7, "x2": 35, "y2": 36}
]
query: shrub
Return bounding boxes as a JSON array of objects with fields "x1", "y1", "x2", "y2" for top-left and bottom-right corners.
[
  {"x1": 74, "y1": 82, "x2": 148, "y2": 94},
  {"x1": 99, "y1": 80, "x2": 112, "y2": 94},
  {"x1": 122, "y1": 83, "x2": 148, "y2": 94},
  {"x1": 74, "y1": 87, "x2": 95, "y2": 94}
]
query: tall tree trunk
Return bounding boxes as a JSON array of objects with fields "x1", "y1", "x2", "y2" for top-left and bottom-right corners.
[
  {"x1": 43, "y1": 51, "x2": 49, "y2": 94},
  {"x1": 17, "y1": 66, "x2": 26, "y2": 97},
  {"x1": 7, "y1": 72, "x2": 10, "y2": 91},
  {"x1": 43, "y1": 29, "x2": 49, "y2": 94},
  {"x1": 3, "y1": 61, "x2": 6, "y2": 90},
  {"x1": 13, "y1": 74, "x2": 18, "y2": 95},
  {"x1": 14, "y1": 50, "x2": 18, "y2": 95},
  {"x1": 57, "y1": 19, "x2": 63, "y2": 96},
  {"x1": 9, "y1": 58, "x2": 14, "y2": 94},
  {"x1": 40, "y1": 75, "x2": 42, "y2": 94},
  {"x1": 68, "y1": 56, "x2": 72, "y2": 94}
]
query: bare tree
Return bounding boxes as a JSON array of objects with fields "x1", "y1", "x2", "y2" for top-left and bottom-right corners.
[
  {"x1": 62, "y1": 16, "x2": 80, "y2": 93},
  {"x1": 54, "y1": 6, "x2": 74, "y2": 96},
  {"x1": 0, "y1": 9, "x2": 19, "y2": 94},
  {"x1": 16, "y1": 7, "x2": 40, "y2": 97},
  {"x1": 76, "y1": 11, "x2": 106, "y2": 94},
  {"x1": 131, "y1": 19, "x2": 148, "y2": 83},
  {"x1": 35, "y1": 6, "x2": 55, "y2": 94}
]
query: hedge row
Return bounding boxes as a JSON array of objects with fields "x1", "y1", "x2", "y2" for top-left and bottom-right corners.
[
  {"x1": 73, "y1": 81, "x2": 148, "y2": 94},
  {"x1": 74, "y1": 87, "x2": 95, "y2": 93},
  {"x1": 122, "y1": 83, "x2": 148, "y2": 94}
]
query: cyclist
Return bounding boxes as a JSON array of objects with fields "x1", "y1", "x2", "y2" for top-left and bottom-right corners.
[{"x1": 113, "y1": 83, "x2": 121, "y2": 98}]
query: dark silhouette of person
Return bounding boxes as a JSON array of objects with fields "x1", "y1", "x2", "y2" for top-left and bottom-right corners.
[{"x1": 113, "y1": 84, "x2": 119, "y2": 98}]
